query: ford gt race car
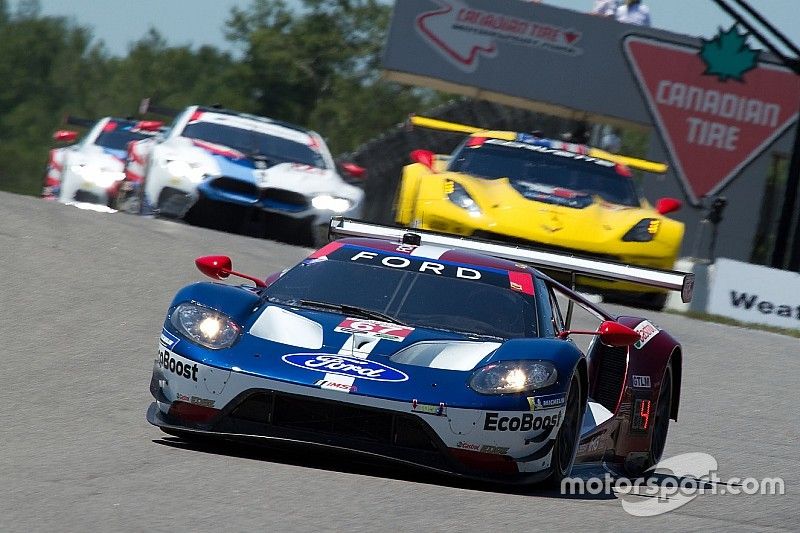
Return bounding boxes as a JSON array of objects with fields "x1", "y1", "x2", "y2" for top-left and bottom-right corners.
[
  {"x1": 147, "y1": 217, "x2": 692, "y2": 485},
  {"x1": 42, "y1": 116, "x2": 162, "y2": 206},
  {"x1": 117, "y1": 103, "x2": 363, "y2": 245},
  {"x1": 395, "y1": 118, "x2": 685, "y2": 310}
]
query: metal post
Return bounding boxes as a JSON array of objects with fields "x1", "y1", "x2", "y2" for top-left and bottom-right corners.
[
  {"x1": 710, "y1": 0, "x2": 800, "y2": 271},
  {"x1": 771, "y1": 117, "x2": 800, "y2": 269}
]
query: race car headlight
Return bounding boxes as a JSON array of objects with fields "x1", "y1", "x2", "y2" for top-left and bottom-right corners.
[
  {"x1": 311, "y1": 195, "x2": 352, "y2": 213},
  {"x1": 165, "y1": 159, "x2": 207, "y2": 183},
  {"x1": 170, "y1": 302, "x2": 241, "y2": 349},
  {"x1": 446, "y1": 181, "x2": 481, "y2": 216},
  {"x1": 469, "y1": 360, "x2": 557, "y2": 394},
  {"x1": 622, "y1": 218, "x2": 660, "y2": 242}
]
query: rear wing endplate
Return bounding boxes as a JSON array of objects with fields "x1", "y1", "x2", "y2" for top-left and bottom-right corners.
[{"x1": 328, "y1": 217, "x2": 694, "y2": 303}]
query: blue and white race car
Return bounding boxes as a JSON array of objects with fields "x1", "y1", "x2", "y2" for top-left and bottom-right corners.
[
  {"x1": 42, "y1": 116, "x2": 162, "y2": 206},
  {"x1": 118, "y1": 103, "x2": 363, "y2": 245},
  {"x1": 147, "y1": 218, "x2": 692, "y2": 484}
]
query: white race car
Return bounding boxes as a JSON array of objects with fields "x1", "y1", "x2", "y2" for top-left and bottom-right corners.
[
  {"x1": 117, "y1": 105, "x2": 364, "y2": 245},
  {"x1": 42, "y1": 116, "x2": 162, "y2": 206}
]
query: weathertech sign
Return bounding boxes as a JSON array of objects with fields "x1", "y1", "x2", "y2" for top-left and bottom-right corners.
[
  {"x1": 625, "y1": 36, "x2": 800, "y2": 204},
  {"x1": 416, "y1": 0, "x2": 582, "y2": 72}
]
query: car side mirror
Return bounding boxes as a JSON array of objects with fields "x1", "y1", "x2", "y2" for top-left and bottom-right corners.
[
  {"x1": 656, "y1": 197, "x2": 682, "y2": 215},
  {"x1": 195, "y1": 255, "x2": 232, "y2": 280},
  {"x1": 339, "y1": 162, "x2": 367, "y2": 181},
  {"x1": 558, "y1": 320, "x2": 640, "y2": 347},
  {"x1": 410, "y1": 149, "x2": 436, "y2": 172},
  {"x1": 53, "y1": 130, "x2": 78, "y2": 143},
  {"x1": 195, "y1": 255, "x2": 267, "y2": 287},
  {"x1": 597, "y1": 321, "x2": 641, "y2": 347}
]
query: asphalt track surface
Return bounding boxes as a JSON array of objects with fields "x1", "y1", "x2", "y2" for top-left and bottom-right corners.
[{"x1": 0, "y1": 191, "x2": 796, "y2": 532}]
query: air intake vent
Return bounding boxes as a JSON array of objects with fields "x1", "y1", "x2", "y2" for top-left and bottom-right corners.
[{"x1": 594, "y1": 346, "x2": 628, "y2": 411}]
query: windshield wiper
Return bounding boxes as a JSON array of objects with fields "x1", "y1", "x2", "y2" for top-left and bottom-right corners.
[{"x1": 296, "y1": 299, "x2": 408, "y2": 326}]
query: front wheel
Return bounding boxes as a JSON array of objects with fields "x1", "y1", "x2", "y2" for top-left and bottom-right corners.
[{"x1": 543, "y1": 372, "x2": 583, "y2": 488}]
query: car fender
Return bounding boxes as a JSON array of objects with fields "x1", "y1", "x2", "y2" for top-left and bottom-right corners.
[
  {"x1": 170, "y1": 282, "x2": 261, "y2": 326},
  {"x1": 395, "y1": 162, "x2": 432, "y2": 225}
]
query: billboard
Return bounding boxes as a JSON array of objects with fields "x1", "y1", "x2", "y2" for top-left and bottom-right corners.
[{"x1": 383, "y1": 0, "x2": 800, "y2": 206}]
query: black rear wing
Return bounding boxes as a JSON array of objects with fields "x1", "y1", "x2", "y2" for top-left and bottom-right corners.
[
  {"x1": 328, "y1": 217, "x2": 694, "y2": 303},
  {"x1": 64, "y1": 115, "x2": 96, "y2": 128},
  {"x1": 138, "y1": 98, "x2": 179, "y2": 118}
]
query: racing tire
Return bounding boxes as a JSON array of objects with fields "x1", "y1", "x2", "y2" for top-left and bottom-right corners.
[
  {"x1": 639, "y1": 292, "x2": 668, "y2": 312},
  {"x1": 542, "y1": 372, "x2": 583, "y2": 489},
  {"x1": 627, "y1": 361, "x2": 672, "y2": 476},
  {"x1": 310, "y1": 223, "x2": 330, "y2": 248}
]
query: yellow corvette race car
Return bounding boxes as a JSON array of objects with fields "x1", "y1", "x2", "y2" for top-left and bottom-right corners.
[{"x1": 395, "y1": 126, "x2": 684, "y2": 310}]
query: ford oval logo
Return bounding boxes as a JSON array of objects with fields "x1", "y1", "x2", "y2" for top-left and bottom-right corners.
[{"x1": 281, "y1": 354, "x2": 409, "y2": 383}]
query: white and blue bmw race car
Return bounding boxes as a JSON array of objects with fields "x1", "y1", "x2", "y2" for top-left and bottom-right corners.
[
  {"x1": 147, "y1": 218, "x2": 692, "y2": 485},
  {"x1": 117, "y1": 104, "x2": 364, "y2": 245},
  {"x1": 42, "y1": 116, "x2": 162, "y2": 207}
]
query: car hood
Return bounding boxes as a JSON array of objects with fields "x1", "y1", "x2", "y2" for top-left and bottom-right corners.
[
  {"x1": 449, "y1": 173, "x2": 660, "y2": 240},
  {"x1": 191, "y1": 304, "x2": 512, "y2": 406},
  {"x1": 181, "y1": 137, "x2": 360, "y2": 199},
  {"x1": 78, "y1": 144, "x2": 126, "y2": 169}
]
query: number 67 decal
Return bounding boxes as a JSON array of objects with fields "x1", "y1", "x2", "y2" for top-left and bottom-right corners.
[{"x1": 334, "y1": 318, "x2": 414, "y2": 342}]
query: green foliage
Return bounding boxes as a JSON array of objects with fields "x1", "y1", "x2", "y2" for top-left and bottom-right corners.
[
  {"x1": 700, "y1": 25, "x2": 760, "y2": 82},
  {"x1": 0, "y1": 0, "x2": 440, "y2": 196}
]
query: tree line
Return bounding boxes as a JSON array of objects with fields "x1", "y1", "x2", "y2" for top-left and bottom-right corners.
[{"x1": 0, "y1": 0, "x2": 445, "y2": 195}]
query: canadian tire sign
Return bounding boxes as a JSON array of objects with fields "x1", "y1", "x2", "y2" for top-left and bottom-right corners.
[
  {"x1": 624, "y1": 36, "x2": 800, "y2": 205},
  {"x1": 415, "y1": 0, "x2": 583, "y2": 73}
]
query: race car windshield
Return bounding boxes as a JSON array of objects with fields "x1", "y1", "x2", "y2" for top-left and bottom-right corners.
[
  {"x1": 94, "y1": 129, "x2": 153, "y2": 151},
  {"x1": 182, "y1": 121, "x2": 326, "y2": 169},
  {"x1": 263, "y1": 253, "x2": 538, "y2": 339},
  {"x1": 449, "y1": 142, "x2": 640, "y2": 207}
]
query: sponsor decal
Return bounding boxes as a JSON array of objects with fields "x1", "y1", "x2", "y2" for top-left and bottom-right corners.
[
  {"x1": 577, "y1": 434, "x2": 603, "y2": 455},
  {"x1": 479, "y1": 444, "x2": 510, "y2": 455},
  {"x1": 455, "y1": 441, "x2": 509, "y2": 455},
  {"x1": 190, "y1": 396, "x2": 215, "y2": 408},
  {"x1": 349, "y1": 250, "x2": 482, "y2": 280},
  {"x1": 624, "y1": 36, "x2": 800, "y2": 204},
  {"x1": 160, "y1": 328, "x2": 180, "y2": 348},
  {"x1": 483, "y1": 412, "x2": 560, "y2": 432},
  {"x1": 485, "y1": 139, "x2": 616, "y2": 167},
  {"x1": 415, "y1": 0, "x2": 582, "y2": 72},
  {"x1": 527, "y1": 393, "x2": 566, "y2": 411},
  {"x1": 335, "y1": 318, "x2": 415, "y2": 342},
  {"x1": 508, "y1": 271, "x2": 534, "y2": 295},
  {"x1": 411, "y1": 399, "x2": 446, "y2": 416},
  {"x1": 631, "y1": 375, "x2": 651, "y2": 389},
  {"x1": 633, "y1": 320, "x2": 659, "y2": 349},
  {"x1": 282, "y1": 353, "x2": 409, "y2": 382},
  {"x1": 315, "y1": 379, "x2": 357, "y2": 393},
  {"x1": 394, "y1": 243, "x2": 418, "y2": 254},
  {"x1": 158, "y1": 348, "x2": 198, "y2": 382}
]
